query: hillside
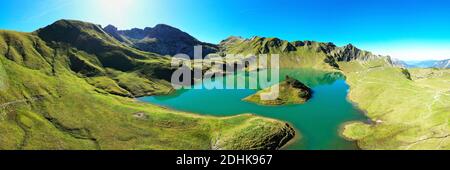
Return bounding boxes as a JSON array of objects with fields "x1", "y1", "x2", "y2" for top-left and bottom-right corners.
[
  {"x1": 0, "y1": 21, "x2": 296, "y2": 150},
  {"x1": 35, "y1": 19, "x2": 176, "y2": 97},
  {"x1": 340, "y1": 60, "x2": 449, "y2": 149}
]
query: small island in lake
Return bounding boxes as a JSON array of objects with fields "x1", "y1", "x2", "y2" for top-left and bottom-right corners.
[{"x1": 243, "y1": 76, "x2": 312, "y2": 105}]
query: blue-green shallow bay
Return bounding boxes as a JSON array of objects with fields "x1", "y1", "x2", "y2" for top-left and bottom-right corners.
[{"x1": 139, "y1": 69, "x2": 367, "y2": 150}]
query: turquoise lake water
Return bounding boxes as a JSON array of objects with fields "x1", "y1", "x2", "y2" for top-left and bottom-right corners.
[{"x1": 139, "y1": 69, "x2": 367, "y2": 150}]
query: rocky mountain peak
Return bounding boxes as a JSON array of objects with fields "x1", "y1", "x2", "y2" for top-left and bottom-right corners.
[
  {"x1": 344, "y1": 43, "x2": 356, "y2": 49},
  {"x1": 143, "y1": 27, "x2": 153, "y2": 32},
  {"x1": 103, "y1": 23, "x2": 219, "y2": 58},
  {"x1": 36, "y1": 19, "x2": 121, "y2": 50},
  {"x1": 104, "y1": 24, "x2": 118, "y2": 32},
  {"x1": 153, "y1": 24, "x2": 177, "y2": 30},
  {"x1": 220, "y1": 36, "x2": 244, "y2": 47}
]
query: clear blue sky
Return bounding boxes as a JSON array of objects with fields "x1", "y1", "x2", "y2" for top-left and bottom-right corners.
[{"x1": 1, "y1": 0, "x2": 449, "y2": 60}]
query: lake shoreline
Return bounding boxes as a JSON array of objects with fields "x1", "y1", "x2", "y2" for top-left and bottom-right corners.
[{"x1": 140, "y1": 68, "x2": 368, "y2": 150}]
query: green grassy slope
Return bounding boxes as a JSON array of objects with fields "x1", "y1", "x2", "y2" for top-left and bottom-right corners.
[
  {"x1": 35, "y1": 19, "x2": 176, "y2": 97},
  {"x1": 340, "y1": 60, "x2": 450, "y2": 149},
  {"x1": 0, "y1": 29, "x2": 295, "y2": 150}
]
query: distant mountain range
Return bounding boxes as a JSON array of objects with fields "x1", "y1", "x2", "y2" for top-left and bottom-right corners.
[
  {"x1": 393, "y1": 59, "x2": 450, "y2": 69},
  {"x1": 432, "y1": 59, "x2": 450, "y2": 68}
]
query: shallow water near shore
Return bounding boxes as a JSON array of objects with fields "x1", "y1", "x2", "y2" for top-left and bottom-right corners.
[{"x1": 139, "y1": 69, "x2": 367, "y2": 150}]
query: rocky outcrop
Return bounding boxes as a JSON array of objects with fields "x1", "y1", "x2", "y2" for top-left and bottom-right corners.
[
  {"x1": 330, "y1": 44, "x2": 386, "y2": 62},
  {"x1": 103, "y1": 25, "x2": 133, "y2": 44},
  {"x1": 260, "y1": 123, "x2": 296, "y2": 150},
  {"x1": 214, "y1": 121, "x2": 296, "y2": 150},
  {"x1": 285, "y1": 76, "x2": 313, "y2": 96}
]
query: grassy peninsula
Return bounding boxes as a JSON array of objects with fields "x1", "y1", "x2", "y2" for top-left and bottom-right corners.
[{"x1": 243, "y1": 76, "x2": 312, "y2": 106}]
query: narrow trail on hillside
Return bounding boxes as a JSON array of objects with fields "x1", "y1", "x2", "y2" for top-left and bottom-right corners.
[
  {"x1": 0, "y1": 95, "x2": 46, "y2": 109},
  {"x1": 404, "y1": 133, "x2": 450, "y2": 150},
  {"x1": 350, "y1": 66, "x2": 450, "y2": 150},
  {"x1": 0, "y1": 94, "x2": 101, "y2": 150},
  {"x1": 421, "y1": 91, "x2": 443, "y2": 120}
]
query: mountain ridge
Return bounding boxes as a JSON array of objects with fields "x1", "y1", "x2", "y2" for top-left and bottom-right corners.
[
  {"x1": 103, "y1": 22, "x2": 393, "y2": 70},
  {"x1": 104, "y1": 24, "x2": 219, "y2": 58},
  {"x1": 218, "y1": 35, "x2": 393, "y2": 70}
]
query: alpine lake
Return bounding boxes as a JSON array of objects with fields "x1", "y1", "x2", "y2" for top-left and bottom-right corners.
[{"x1": 140, "y1": 69, "x2": 367, "y2": 150}]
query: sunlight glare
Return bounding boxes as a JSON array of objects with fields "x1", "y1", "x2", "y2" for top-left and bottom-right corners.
[{"x1": 95, "y1": 0, "x2": 136, "y2": 27}]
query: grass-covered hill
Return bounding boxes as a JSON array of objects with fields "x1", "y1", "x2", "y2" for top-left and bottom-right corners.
[
  {"x1": 35, "y1": 20, "x2": 177, "y2": 97},
  {"x1": 0, "y1": 20, "x2": 296, "y2": 150},
  {"x1": 340, "y1": 61, "x2": 450, "y2": 149}
]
